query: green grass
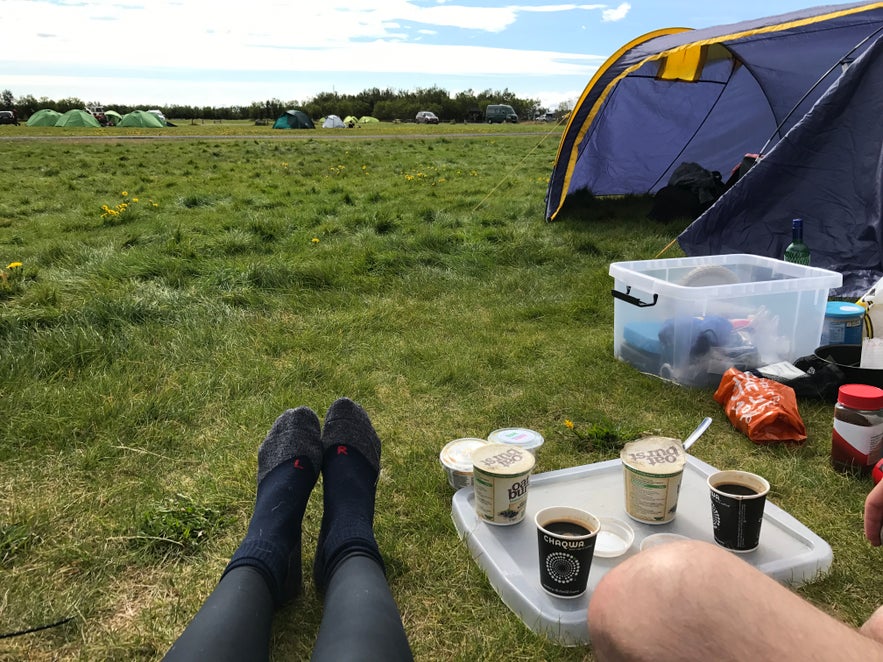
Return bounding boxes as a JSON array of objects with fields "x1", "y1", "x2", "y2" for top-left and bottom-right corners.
[{"x1": 0, "y1": 123, "x2": 877, "y2": 660}]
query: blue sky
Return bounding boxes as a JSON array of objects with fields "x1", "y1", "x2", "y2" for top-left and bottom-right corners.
[{"x1": 2, "y1": 0, "x2": 832, "y2": 109}]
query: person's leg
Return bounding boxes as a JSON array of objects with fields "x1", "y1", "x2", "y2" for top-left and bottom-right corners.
[
  {"x1": 588, "y1": 540, "x2": 883, "y2": 662},
  {"x1": 163, "y1": 566, "x2": 274, "y2": 661},
  {"x1": 312, "y1": 554, "x2": 413, "y2": 661},
  {"x1": 165, "y1": 407, "x2": 323, "y2": 662},
  {"x1": 310, "y1": 398, "x2": 412, "y2": 662}
]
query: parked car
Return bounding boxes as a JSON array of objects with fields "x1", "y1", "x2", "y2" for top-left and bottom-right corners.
[
  {"x1": 87, "y1": 106, "x2": 108, "y2": 126},
  {"x1": 535, "y1": 112, "x2": 556, "y2": 122},
  {"x1": 0, "y1": 110, "x2": 17, "y2": 125},
  {"x1": 485, "y1": 104, "x2": 518, "y2": 124},
  {"x1": 415, "y1": 111, "x2": 439, "y2": 124}
]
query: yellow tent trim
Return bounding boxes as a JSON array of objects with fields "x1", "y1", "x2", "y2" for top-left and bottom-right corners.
[
  {"x1": 548, "y1": 1, "x2": 883, "y2": 221},
  {"x1": 658, "y1": 44, "x2": 706, "y2": 81}
]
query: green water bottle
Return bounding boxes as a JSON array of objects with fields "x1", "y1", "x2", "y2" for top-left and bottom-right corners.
[{"x1": 784, "y1": 218, "x2": 811, "y2": 265}]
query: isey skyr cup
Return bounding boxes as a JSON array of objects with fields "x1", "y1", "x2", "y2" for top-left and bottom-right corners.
[
  {"x1": 487, "y1": 427, "x2": 544, "y2": 454},
  {"x1": 439, "y1": 437, "x2": 489, "y2": 490}
]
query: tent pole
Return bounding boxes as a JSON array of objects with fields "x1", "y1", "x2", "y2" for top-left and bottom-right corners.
[{"x1": 758, "y1": 26, "x2": 883, "y2": 156}]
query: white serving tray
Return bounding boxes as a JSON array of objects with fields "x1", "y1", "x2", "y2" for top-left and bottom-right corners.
[{"x1": 451, "y1": 455, "x2": 833, "y2": 646}]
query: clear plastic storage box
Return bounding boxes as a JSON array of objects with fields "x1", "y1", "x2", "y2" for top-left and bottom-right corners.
[{"x1": 609, "y1": 254, "x2": 842, "y2": 387}]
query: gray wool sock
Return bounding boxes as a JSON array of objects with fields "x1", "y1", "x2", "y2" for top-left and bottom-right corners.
[
  {"x1": 223, "y1": 406, "x2": 322, "y2": 606},
  {"x1": 313, "y1": 398, "x2": 385, "y2": 592}
]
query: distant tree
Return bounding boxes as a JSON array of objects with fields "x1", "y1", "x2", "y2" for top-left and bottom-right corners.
[
  {"x1": 555, "y1": 100, "x2": 574, "y2": 115},
  {"x1": 56, "y1": 97, "x2": 84, "y2": 112},
  {"x1": 16, "y1": 94, "x2": 38, "y2": 117},
  {"x1": 1, "y1": 89, "x2": 13, "y2": 108}
]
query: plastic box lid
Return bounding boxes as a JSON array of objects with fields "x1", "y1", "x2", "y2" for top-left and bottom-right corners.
[
  {"x1": 609, "y1": 253, "x2": 842, "y2": 299},
  {"x1": 451, "y1": 454, "x2": 833, "y2": 646}
]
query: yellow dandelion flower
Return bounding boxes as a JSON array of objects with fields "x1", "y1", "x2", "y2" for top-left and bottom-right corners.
[
  {"x1": 121, "y1": 191, "x2": 128, "y2": 197},
  {"x1": 7, "y1": 261, "x2": 22, "y2": 269},
  {"x1": 132, "y1": 197, "x2": 139, "y2": 203},
  {"x1": 311, "y1": 237, "x2": 320, "y2": 244},
  {"x1": 564, "y1": 419, "x2": 574, "y2": 430}
]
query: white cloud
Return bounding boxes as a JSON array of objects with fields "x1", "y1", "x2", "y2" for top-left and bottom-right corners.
[
  {"x1": 602, "y1": 3, "x2": 631, "y2": 22},
  {"x1": 2, "y1": 0, "x2": 613, "y2": 105}
]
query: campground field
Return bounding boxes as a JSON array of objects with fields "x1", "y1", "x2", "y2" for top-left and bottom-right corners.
[{"x1": 0, "y1": 120, "x2": 880, "y2": 660}]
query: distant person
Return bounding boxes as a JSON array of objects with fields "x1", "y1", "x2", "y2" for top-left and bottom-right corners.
[
  {"x1": 164, "y1": 398, "x2": 412, "y2": 661},
  {"x1": 588, "y1": 479, "x2": 883, "y2": 661}
]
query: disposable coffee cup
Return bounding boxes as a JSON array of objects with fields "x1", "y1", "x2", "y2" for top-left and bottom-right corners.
[
  {"x1": 708, "y1": 470, "x2": 770, "y2": 552},
  {"x1": 535, "y1": 506, "x2": 599, "y2": 599},
  {"x1": 620, "y1": 436, "x2": 686, "y2": 524}
]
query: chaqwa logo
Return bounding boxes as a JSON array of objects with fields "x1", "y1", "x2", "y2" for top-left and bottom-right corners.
[{"x1": 543, "y1": 533, "x2": 586, "y2": 550}]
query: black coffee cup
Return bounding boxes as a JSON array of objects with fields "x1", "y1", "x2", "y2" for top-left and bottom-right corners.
[
  {"x1": 535, "y1": 506, "x2": 599, "y2": 598},
  {"x1": 708, "y1": 470, "x2": 770, "y2": 552}
]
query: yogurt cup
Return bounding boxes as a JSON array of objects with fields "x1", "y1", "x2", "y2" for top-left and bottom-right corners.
[
  {"x1": 471, "y1": 443, "x2": 535, "y2": 525},
  {"x1": 620, "y1": 436, "x2": 686, "y2": 525},
  {"x1": 487, "y1": 427, "x2": 544, "y2": 454},
  {"x1": 439, "y1": 437, "x2": 489, "y2": 490}
]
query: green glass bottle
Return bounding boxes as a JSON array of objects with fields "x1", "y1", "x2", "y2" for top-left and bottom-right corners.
[{"x1": 784, "y1": 218, "x2": 811, "y2": 265}]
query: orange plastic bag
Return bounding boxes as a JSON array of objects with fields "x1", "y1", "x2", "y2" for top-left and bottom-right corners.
[{"x1": 713, "y1": 367, "x2": 807, "y2": 444}]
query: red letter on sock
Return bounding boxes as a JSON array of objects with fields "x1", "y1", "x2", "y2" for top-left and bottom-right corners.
[
  {"x1": 336, "y1": 445, "x2": 348, "y2": 456},
  {"x1": 293, "y1": 458, "x2": 305, "y2": 470}
]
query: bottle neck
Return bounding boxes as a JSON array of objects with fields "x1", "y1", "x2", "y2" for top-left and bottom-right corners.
[{"x1": 792, "y1": 221, "x2": 804, "y2": 242}]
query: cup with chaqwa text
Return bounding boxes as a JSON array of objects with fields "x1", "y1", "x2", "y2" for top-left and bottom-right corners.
[
  {"x1": 535, "y1": 506, "x2": 599, "y2": 598},
  {"x1": 708, "y1": 470, "x2": 770, "y2": 552},
  {"x1": 620, "y1": 436, "x2": 686, "y2": 524}
]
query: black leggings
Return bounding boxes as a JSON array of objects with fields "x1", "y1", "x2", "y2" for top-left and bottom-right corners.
[{"x1": 164, "y1": 555, "x2": 412, "y2": 662}]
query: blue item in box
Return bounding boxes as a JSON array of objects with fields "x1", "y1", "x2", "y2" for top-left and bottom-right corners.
[{"x1": 622, "y1": 321, "x2": 663, "y2": 355}]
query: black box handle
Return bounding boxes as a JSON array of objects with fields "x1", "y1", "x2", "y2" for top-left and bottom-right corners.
[{"x1": 611, "y1": 286, "x2": 658, "y2": 308}]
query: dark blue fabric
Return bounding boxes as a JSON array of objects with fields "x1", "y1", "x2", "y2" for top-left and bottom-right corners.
[
  {"x1": 546, "y1": 3, "x2": 883, "y2": 221},
  {"x1": 679, "y1": 34, "x2": 883, "y2": 298}
]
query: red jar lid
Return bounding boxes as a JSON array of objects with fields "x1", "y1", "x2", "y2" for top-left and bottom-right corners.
[{"x1": 838, "y1": 384, "x2": 883, "y2": 410}]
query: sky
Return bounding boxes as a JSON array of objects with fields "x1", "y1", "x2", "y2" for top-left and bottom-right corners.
[{"x1": 2, "y1": 0, "x2": 836, "y2": 110}]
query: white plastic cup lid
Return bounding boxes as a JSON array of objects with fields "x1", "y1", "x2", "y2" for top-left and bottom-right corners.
[
  {"x1": 439, "y1": 437, "x2": 489, "y2": 472},
  {"x1": 594, "y1": 517, "x2": 635, "y2": 558},
  {"x1": 487, "y1": 427, "x2": 544, "y2": 451}
]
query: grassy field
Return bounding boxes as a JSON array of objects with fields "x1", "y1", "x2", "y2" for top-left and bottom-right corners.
[{"x1": 0, "y1": 121, "x2": 880, "y2": 660}]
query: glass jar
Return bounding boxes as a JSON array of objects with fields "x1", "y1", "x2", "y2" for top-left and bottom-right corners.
[{"x1": 831, "y1": 384, "x2": 883, "y2": 475}]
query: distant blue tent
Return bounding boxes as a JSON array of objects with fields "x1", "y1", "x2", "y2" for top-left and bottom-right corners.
[
  {"x1": 678, "y1": 33, "x2": 883, "y2": 298},
  {"x1": 273, "y1": 109, "x2": 314, "y2": 129}
]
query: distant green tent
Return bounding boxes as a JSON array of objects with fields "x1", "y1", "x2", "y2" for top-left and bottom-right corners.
[
  {"x1": 343, "y1": 115, "x2": 359, "y2": 126},
  {"x1": 54, "y1": 109, "x2": 101, "y2": 127},
  {"x1": 273, "y1": 109, "x2": 314, "y2": 129},
  {"x1": 119, "y1": 110, "x2": 165, "y2": 128},
  {"x1": 26, "y1": 108, "x2": 61, "y2": 126},
  {"x1": 104, "y1": 110, "x2": 124, "y2": 126},
  {"x1": 359, "y1": 116, "x2": 379, "y2": 124}
]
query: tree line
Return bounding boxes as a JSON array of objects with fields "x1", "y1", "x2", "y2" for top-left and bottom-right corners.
[{"x1": 1, "y1": 86, "x2": 564, "y2": 122}]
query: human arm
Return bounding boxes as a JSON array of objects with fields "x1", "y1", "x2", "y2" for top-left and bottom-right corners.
[{"x1": 863, "y1": 479, "x2": 883, "y2": 545}]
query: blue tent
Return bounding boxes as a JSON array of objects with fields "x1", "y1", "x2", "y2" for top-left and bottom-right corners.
[
  {"x1": 273, "y1": 109, "x2": 314, "y2": 129},
  {"x1": 546, "y1": 4, "x2": 883, "y2": 266},
  {"x1": 678, "y1": 32, "x2": 883, "y2": 297}
]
